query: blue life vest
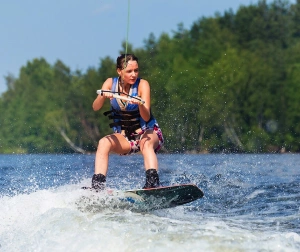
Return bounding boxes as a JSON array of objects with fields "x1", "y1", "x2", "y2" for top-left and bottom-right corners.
[{"x1": 103, "y1": 77, "x2": 157, "y2": 139}]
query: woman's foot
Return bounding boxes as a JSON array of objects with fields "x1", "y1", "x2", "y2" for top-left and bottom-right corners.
[{"x1": 143, "y1": 169, "x2": 160, "y2": 189}]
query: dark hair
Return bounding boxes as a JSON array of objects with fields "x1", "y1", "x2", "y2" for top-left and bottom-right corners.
[{"x1": 116, "y1": 54, "x2": 138, "y2": 70}]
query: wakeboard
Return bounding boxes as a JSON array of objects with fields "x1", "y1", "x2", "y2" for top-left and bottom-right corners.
[
  {"x1": 120, "y1": 184, "x2": 204, "y2": 210},
  {"x1": 81, "y1": 184, "x2": 204, "y2": 211}
]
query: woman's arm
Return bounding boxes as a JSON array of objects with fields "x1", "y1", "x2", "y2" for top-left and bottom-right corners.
[
  {"x1": 92, "y1": 78, "x2": 113, "y2": 111},
  {"x1": 138, "y1": 79, "x2": 151, "y2": 122}
]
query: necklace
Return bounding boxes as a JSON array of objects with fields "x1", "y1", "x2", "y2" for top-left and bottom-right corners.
[
  {"x1": 117, "y1": 77, "x2": 131, "y2": 107},
  {"x1": 118, "y1": 77, "x2": 130, "y2": 94}
]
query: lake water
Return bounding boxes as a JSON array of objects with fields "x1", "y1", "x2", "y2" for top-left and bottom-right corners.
[{"x1": 0, "y1": 153, "x2": 299, "y2": 251}]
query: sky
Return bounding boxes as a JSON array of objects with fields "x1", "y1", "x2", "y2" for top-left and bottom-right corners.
[{"x1": 0, "y1": 0, "x2": 294, "y2": 94}]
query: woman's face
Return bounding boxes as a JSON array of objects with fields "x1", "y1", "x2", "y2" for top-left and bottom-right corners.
[{"x1": 118, "y1": 60, "x2": 139, "y2": 85}]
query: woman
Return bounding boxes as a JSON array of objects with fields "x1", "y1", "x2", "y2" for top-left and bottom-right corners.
[{"x1": 91, "y1": 54, "x2": 164, "y2": 190}]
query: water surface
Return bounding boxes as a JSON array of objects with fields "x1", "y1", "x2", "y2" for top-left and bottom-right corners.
[{"x1": 0, "y1": 154, "x2": 299, "y2": 251}]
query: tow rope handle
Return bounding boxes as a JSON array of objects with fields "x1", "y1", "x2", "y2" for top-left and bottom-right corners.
[{"x1": 96, "y1": 90, "x2": 145, "y2": 105}]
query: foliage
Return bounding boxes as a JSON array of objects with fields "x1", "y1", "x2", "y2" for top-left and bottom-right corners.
[{"x1": 0, "y1": 0, "x2": 299, "y2": 153}]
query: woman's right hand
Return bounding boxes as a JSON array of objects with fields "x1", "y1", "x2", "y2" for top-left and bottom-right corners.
[{"x1": 99, "y1": 90, "x2": 113, "y2": 99}]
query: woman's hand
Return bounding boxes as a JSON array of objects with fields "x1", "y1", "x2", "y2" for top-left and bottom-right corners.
[
  {"x1": 99, "y1": 90, "x2": 114, "y2": 100},
  {"x1": 93, "y1": 78, "x2": 113, "y2": 111},
  {"x1": 128, "y1": 96, "x2": 144, "y2": 105}
]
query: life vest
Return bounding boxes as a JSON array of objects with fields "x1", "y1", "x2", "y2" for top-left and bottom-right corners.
[{"x1": 103, "y1": 77, "x2": 157, "y2": 139}]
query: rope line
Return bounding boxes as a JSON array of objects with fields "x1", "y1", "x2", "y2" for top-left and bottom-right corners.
[
  {"x1": 125, "y1": 0, "x2": 130, "y2": 56},
  {"x1": 122, "y1": 0, "x2": 130, "y2": 69}
]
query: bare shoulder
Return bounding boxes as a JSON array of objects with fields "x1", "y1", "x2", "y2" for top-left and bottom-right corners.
[
  {"x1": 102, "y1": 77, "x2": 113, "y2": 89},
  {"x1": 138, "y1": 78, "x2": 151, "y2": 99},
  {"x1": 139, "y1": 78, "x2": 150, "y2": 90}
]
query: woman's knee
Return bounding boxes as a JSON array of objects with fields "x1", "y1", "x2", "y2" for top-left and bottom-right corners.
[
  {"x1": 98, "y1": 134, "x2": 130, "y2": 154},
  {"x1": 140, "y1": 135, "x2": 158, "y2": 152},
  {"x1": 97, "y1": 136, "x2": 113, "y2": 152}
]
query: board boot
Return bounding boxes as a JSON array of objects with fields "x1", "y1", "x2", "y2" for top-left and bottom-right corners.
[
  {"x1": 143, "y1": 169, "x2": 160, "y2": 189},
  {"x1": 92, "y1": 173, "x2": 106, "y2": 190}
]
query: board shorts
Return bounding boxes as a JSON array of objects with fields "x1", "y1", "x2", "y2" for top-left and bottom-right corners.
[{"x1": 122, "y1": 124, "x2": 164, "y2": 155}]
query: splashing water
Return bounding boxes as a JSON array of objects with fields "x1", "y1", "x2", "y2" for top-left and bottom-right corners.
[{"x1": 0, "y1": 153, "x2": 300, "y2": 251}]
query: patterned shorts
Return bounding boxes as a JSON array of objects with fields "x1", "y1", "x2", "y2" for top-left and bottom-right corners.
[{"x1": 123, "y1": 124, "x2": 164, "y2": 155}]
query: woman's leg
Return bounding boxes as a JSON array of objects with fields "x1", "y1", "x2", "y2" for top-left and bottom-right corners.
[
  {"x1": 95, "y1": 133, "x2": 131, "y2": 175},
  {"x1": 139, "y1": 130, "x2": 159, "y2": 170},
  {"x1": 139, "y1": 130, "x2": 160, "y2": 188},
  {"x1": 92, "y1": 133, "x2": 130, "y2": 189}
]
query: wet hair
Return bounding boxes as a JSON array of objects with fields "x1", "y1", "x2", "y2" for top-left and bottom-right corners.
[{"x1": 116, "y1": 54, "x2": 138, "y2": 70}]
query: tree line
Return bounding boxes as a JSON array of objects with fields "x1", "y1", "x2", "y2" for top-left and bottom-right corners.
[{"x1": 1, "y1": 0, "x2": 300, "y2": 154}]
